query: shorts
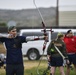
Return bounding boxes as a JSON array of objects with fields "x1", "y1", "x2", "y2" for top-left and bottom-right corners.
[
  {"x1": 50, "y1": 56, "x2": 63, "y2": 67},
  {"x1": 68, "y1": 54, "x2": 76, "y2": 65}
]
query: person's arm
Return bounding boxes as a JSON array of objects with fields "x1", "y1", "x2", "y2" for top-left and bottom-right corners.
[
  {"x1": 62, "y1": 43, "x2": 70, "y2": 65},
  {"x1": 0, "y1": 33, "x2": 9, "y2": 38},
  {"x1": 26, "y1": 36, "x2": 47, "y2": 42},
  {"x1": 62, "y1": 43, "x2": 68, "y2": 58},
  {"x1": 47, "y1": 41, "x2": 53, "y2": 61}
]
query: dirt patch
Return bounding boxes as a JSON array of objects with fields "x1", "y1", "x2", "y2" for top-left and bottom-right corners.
[{"x1": 0, "y1": 44, "x2": 6, "y2": 54}]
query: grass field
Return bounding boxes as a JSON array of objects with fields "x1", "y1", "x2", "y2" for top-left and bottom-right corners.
[
  {"x1": 0, "y1": 60, "x2": 76, "y2": 75},
  {"x1": 0, "y1": 44, "x2": 76, "y2": 75}
]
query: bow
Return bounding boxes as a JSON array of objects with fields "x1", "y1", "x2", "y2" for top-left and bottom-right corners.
[
  {"x1": 33, "y1": 0, "x2": 53, "y2": 52},
  {"x1": 33, "y1": 0, "x2": 53, "y2": 75}
]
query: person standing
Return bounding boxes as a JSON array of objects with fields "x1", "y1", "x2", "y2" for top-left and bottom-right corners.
[
  {"x1": 0, "y1": 53, "x2": 5, "y2": 68},
  {"x1": 0, "y1": 26, "x2": 46, "y2": 75},
  {"x1": 64, "y1": 30, "x2": 76, "y2": 75},
  {"x1": 47, "y1": 33, "x2": 68, "y2": 75}
]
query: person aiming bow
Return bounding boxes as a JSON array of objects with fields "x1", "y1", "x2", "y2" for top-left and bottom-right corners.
[{"x1": 0, "y1": 25, "x2": 47, "y2": 75}]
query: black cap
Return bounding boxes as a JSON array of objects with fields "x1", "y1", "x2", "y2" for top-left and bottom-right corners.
[{"x1": 66, "y1": 30, "x2": 72, "y2": 34}]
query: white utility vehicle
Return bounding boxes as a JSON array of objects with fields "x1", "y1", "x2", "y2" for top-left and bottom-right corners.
[{"x1": 19, "y1": 28, "x2": 76, "y2": 60}]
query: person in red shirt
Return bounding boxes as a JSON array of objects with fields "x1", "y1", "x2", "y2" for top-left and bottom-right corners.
[{"x1": 64, "y1": 30, "x2": 76, "y2": 75}]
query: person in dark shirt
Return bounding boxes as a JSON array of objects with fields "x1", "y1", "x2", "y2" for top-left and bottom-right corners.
[
  {"x1": 0, "y1": 26, "x2": 46, "y2": 75},
  {"x1": 47, "y1": 33, "x2": 69, "y2": 75}
]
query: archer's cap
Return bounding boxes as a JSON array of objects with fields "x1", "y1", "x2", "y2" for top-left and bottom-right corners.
[
  {"x1": 57, "y1": 32, "x2": 64, "y2": 38},
  {"x1": 8, "y1": 26, "x2": 16, "y2": 32}
]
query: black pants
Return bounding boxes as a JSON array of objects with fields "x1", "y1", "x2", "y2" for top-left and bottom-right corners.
[
  {"x1": 6, "y1": 64, "x2": 24, "y2": 75},
  {"x1": 0, "y1": 61, "x2": 4, "y2": 67}
]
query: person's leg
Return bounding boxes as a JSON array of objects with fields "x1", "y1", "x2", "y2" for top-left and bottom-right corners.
[
  {"x1": 66, "y1": 65, "x2": 70, "y2": 75},
  {"x1": 16, "y1": 64, "x2": 24, "y2": 75},
  {"x1": 55, "y1": 56, "x2": 64, "y2": 75},
  {"x1": 59, "y1": 66, "x2": 65, "y2": 75},
  {"x1": 73, "y1": 64, "x2": 76, "y2": 74},
  {"x1": 50, "y1": 56, "x2": 56, "y2": 75},
  {"x1": 50, "y1": 66, "x2": 56, "y2": 75},
  {"x1": 65, "y1": 54, "x2": 73, "y2": 75},
  {"x1": 70, "y1": 54, "x2": 76, "y2": 74},
  {"x1": 6, "y1": 64, "x2": 14, "y2": 75}
]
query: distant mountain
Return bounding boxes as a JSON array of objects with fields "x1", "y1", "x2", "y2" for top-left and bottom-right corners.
[{"x1": 0, "y1": 7, "x2": 56, "y2": 27}]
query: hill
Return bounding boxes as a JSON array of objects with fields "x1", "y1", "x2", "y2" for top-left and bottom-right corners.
[{"x1": 0, "y1": 7, "x2": 56, "y2": 27}]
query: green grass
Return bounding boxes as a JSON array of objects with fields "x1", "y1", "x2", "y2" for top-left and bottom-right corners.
[
  {"x1": 0, "y1": 60, "x2": 76, "y2": 75},
  {"x1": 25, "y1": 67, "x2": 75, "y2": 75}
]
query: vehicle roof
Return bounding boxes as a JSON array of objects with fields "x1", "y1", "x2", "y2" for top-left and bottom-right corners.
[
  {"x1": 20, "y1": 28, "x2": 76, "y2": 33},
  {"x1": 52, "y1": 29, "x2": 76, "y2": 32}
]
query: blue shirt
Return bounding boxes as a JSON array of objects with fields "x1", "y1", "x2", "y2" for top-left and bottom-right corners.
[{"x1": 0, "y1": 36, "x2": 27, "y2": 64}]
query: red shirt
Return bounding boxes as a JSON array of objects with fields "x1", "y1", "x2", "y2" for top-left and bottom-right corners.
[{"x1": 64, "y1": 36, "x2": 76, "y2": 53}]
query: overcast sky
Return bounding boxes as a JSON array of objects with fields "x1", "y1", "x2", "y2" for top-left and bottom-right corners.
[{"x1": 0, "y1": 0, "x2": 76, "y2": 10}]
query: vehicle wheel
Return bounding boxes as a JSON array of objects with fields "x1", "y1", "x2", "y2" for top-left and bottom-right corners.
[{"x1": 27, "y1": 48, "x2": 40, "y2": 60}]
